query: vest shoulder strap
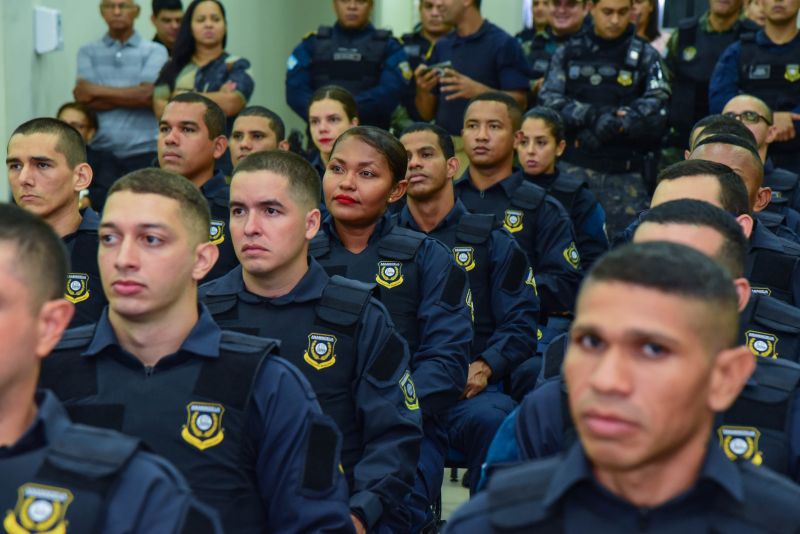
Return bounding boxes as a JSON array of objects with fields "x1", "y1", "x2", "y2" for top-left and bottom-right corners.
[
  {"x1": 752, "y1": 357, "x2": 800, "y2": 394},
  {"x1": 377, "y1": 225, "x2": 426, "y2": 260},
  {"x1": 549, "y1": 174, "x2": 586, "y2": 212},
  {"x1": 44, "y1": 424, "x2": 141, "y2": 481},
  {"x1": 488, "y1": 456, "x2": 563, "y2": 532},
  {"x1": 194, "y1": 347, "x2": 267, "y2": 411},
  {"x1": 309, "y1": 232, "x2": 331, "y2": 258},
  {"x1": 752, "y1": 295, "x2": 800, "y2": 334},
  {"x1": 373, "y1": 29, "x2": 390, "y2": 41},
  {"x1": 201, "y1": 292, "x2": 239, "y2": 316},
  {"x1": 542, "y1": 333, "x2": 569, "y2": 380},
  {"x1": 317, "y1": 25, "x2": 333, "y2": 39},
  {"x1": 219, "y1": 330, "x2": 280, "y2": 355},
  {"x1": 768, "y1": 168, "x2": 800, "y2": 191},
  {"x1": 317, "y1": 275, "x2": 374, "y2": 327},
  {"x1": 456, "y1": 213, "x2": 496, "y2": 245},
  {"x1": 749, "y1": 249, "x2": 799, "y2": 292},
  {"x1": 511, "y1": 181, "x2": 547, "y2": 211},
  {"x1": 55, "y1": 324, "x2": 96, "y2": 351}
]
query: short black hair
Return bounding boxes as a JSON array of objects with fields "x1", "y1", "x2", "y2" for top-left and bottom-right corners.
[
  {"x1": 0, "y1": 204, "x2": 68, "y2": 308},
  {"x1": 232, "y1": 150, "x2": 321, "y2": 211},
  {"x1": 400, "y1": 122, "x2": 455, "y2": 159},
  {"x1": 586, "y1": 241, "x2": 740, "y2": 347},
  {"x1": 465, "y1": 91, "x2": 523, "y2": 130},
  {"x1": 56, "y1": 102, "x2": 98, "y2": 132},
  {"x1": 692, "y1": 119, "x2": 758, "y2": 152},
  {"x1": 523, "y1": 106, "x2": 565, "y2": 144},
  {"x1": 641, "y1": 199, "x2": 747, "y2": 278},
  {"x1": 10, "y1": 117, "x2": 86, "y2": 168},
  {"x1": 108, "y1": 168, "x2": 211, "y2": 246},
  {"x1": 657, "y1": 159, "x2": 750, "y2": 216},
  {"x1": 309, "y1": 85, "x2": 358, "y2": 121},
  {"x1": 167, "y1": 92, "x2": 226, "y2": 139},
  {"x1": 152, "y1": 0, "x2": 182, "y2": 15},
  {"x1": 237, "y1": 106, "x2": 286, "y2": 141},
  {"x1": 725, "y1": 94, "x2": 774, "y2": 124},
  {"x1": 691, "y1": 134, "x2": 765, "y2": 191},
  {"x1": 331, "y1": 126, "x2": 409, "y2": 184}
]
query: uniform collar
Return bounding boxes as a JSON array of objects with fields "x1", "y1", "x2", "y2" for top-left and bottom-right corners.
[
  {"x1": 206, "y1": 258, "x2": 329, "y2": 305},
  {"x1": 321, "y1": 210, "x2": 393, "y2": 246},
  {"x1": 398, "y1": 198, "x2": 468, "y2": 233},
  {"x1": 84, "y1": 304, "x2": 222, "y2": 359},
  {"x1": 333, "y1": 22, "x2": 375, "y2": 37},
  {"x1": 545, "y1": 440, "x2": 744, "y2": 509},
  {"x1": 455, "y1": 167, "x2": 520, "y2": 196},
  {"x1": 451, "y1": 19, "x2": 492, "y2": 43},
  {"x1": 78, "y1": 207, "x2": 100, "y2": 232},
  {"x1": 102, "y1": 31, "x2": 141, "y2": 47},
  {"x1": 764, "y1": 158, "x2": 775, "y2": 175},
  {"x1": 200, "y1": 169, "x2": 229, "y2": 199},
  {"x1": 750, "y1": 219, "x2": 790, "y2": 253},
  {"x1": 0, "y1": 391, "x2": 71, "y2": 457}
]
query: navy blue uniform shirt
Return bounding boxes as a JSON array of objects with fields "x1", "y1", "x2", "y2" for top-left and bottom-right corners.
[
  {"x1": 397, "y1": 200, "x2": 539, "y2": 379},
  {"x1": 199, "y1": 259, "x2": 422, "y2": 530},
  {"x1": 454, "y1": 169, "x2": 583, "y2": 316},
  {"x1": 427, "y1": 20, "x2": 530, "y2": 135},
  {"x1": 0, "y1": 390, "x2": 222, "y2": 533}
]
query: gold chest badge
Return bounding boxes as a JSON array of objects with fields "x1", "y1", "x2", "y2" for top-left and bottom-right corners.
[
  {"x1": 304, "y1": 333, "x2": 337, "y2": 370},
  {"x1": 745, "y1": 330, "x2": 778, "y2": 359},
  {"x1": 64, "y1": 273, "x2": 90, "y2": 304},
  {"x1": 453, "y1": 246, "x2": 476, "y2": 271},
  {"x1": 503, "y1": 210, "x2": 524, "y2": 233},
  {"x1": 376, "y1": 261, "x2": 404, "y2": 289},
  {"x1": 209, "y1": 220, "x2": 225, "y2": 245},
  {"x1": 718, "y1": 425, "x2": 763, "y2": 466},
  {"x1": 4, "y1": 483, "x2": 73, "y2": 534},
  {"x1": 181, "y1": 402, "x2": 225, "y2": 450}
]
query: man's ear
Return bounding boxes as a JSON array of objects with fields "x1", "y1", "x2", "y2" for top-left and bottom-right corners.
[
  {"x1": 192, "y1": 241, "x2": 220, "y2": 281},
  {"x1": 753, "y1": 186, "x2": 772, "y2": 212},
  {"x1": 446, "y1": 156, "x2": 460, "y2": 180},
  {"x1": 36, "y1": 299, "x2": 75, "y2": 360},
  {"x1": 389, "y1": 179, "x2": 408, "y2": 204},
  {"x1": 212, "y1": 135, "x2": 228, "y2": 160},
  {"x1": 278, "y1": 140, "x2": 290, "y2": 151},
  {"x1": 736, "y1": 214, "x2": 755, "y2": 239},
  {"x1": 305, "y1": 208, "x2": 321, "y2": 241},
  {"x1": 707, "y1": 345, "x2": 755, "y2": 412},
  {"x1": 765, "y1": 124, "x2": 777, "y2": 145},
  {"x1": 733, "y1": 277, "x2": 751, "y2": 312},
  {"x1": 73, "y1": 162, "x2": 93, "y2": 192}
]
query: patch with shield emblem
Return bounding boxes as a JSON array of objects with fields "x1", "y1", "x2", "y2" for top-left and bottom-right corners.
[
  {"x1": 718, "y1": 426, "x2": 763, "y2": 466},
  {"x1": 682, "y1": 46, "x2": 697, "y2": 62},
  {"x1": 376, "y1": 261, "x2": 404, "y2": 289},
  {"x1": 616, "y1": 70, "x2": 633, "y2": 87},
  {"x1": 745, "y1": 330, "x2": 778, "y2": 359},
  {"x1": 453, "y1": 246, "x2": 476, "y2": 271},
  {"x1": 181, "y1": 402, "x2": 225, "y2": 450},
  {"x1": 503, "y1": 210, "x2": 524, "y2": 233},
  {"x1": 786, "y1": 65, "x2": 800, "y2": 83},
  {"x1": 563, "y1": 242, "x2": 581, "y2": 269},
  {"x1": 304, "y1": 333, "x2": 337, "y2": 370},
  {"x1": 209, "y1": 220, "x2": 225, "y2": 245},
  {"x1": 4, "y1": 483, "x2": 73, "y2": 534},
  {"x1": 399, "y1": 370, "x2": 419, "y2": 410},
  {"x1": 525, "y1": 267, "x2": 538, "y2": 296},
  {"x1": 64, "y1": 273, "x2": 90, "y2": 304}
]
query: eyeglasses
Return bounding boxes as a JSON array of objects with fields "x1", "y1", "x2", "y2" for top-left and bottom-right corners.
[
  {"x1": 723, "y1": 110, "x2": 773, "y2": 126},
  {"x1": 101, "y1": 2, "x2": 136, "y2": 11}
]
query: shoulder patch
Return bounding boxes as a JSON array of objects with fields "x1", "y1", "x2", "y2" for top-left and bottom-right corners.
[
  {"x1": 399, "y1": 370, "x2": 419, "y2": 410},
  {"x1": 563, "y1": 241, "x2": 581, "y2": 269}
]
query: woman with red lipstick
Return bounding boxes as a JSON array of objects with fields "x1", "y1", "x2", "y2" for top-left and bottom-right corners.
[
  {"x1": 153, "y1": 0, "x2": 253, "y2": 124},
  {"x1": 311, "y1": 125, "x2": 473, "y2": 532},
  {"x1": 307, "y1": 85, "x2": 360, "y2": 178},
  {"x1": 515, "y1": 106, "x2": 609, "y2": 268}
]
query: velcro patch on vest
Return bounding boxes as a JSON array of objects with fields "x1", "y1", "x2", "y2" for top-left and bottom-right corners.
[
  {"x1": 786, "y1": 65, "x2": 800, "y2": 83},
  {"x1": 399, "y1": 370, "x2": 419, "y2": 410},
  {"x1": 64, "y1": 273, "x2": 90, "y2": 304},
  {"x1": 502, "y1": 248, "x2": 528, "y2": 293},
  {"x1": 746, "y1": 330, "x2": 779, "y2": 359},
  {"x1": 503, "y1": 210, "x2": 524, "y2": 233},
  {"x1": 399, "y1": 61, "x2": 413, "y2": 81},
  {"x1": 441, "y1": 264, "x2": 467, "y2": 308},
  {"x1": 303, "y1": 333, "x2": 337, "y2": 370},
  {"x1": 333, "y1": 47, "x2": 361, "y2": 62},
  {"x1": 717, "y1": 425, "x2": 763, "y2": 466},
  {"x1": 181, "y1": 402, "x2": 225, "y2": 450},
  {"x1": 748, "y1": 64, "x2": 771, "y2": 80},
  {"x1": 209, "y1": 220, "x2": 225, "y2": 245},
  {"x1": 453, "y1": 246, "x2": 476, "y2": 271},
  {"x1": 301, "y1": 419, "x2": 338, "y2": 493},
  {"x1": 4, "y1": 483, "x2": 73, "y2": 534},
  {"x1": 563, "y1": 242, "x2": 581, "y2": 269},
  {"x1": 367, "y1": 332, "x2": 405, "y2": 382},
  {"x1": 376, "y1": 261, "x2": 404, "y2": 289}
]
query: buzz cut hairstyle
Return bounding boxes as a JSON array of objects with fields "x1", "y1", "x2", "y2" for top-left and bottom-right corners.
[
  {"x1": 641, "y1": 199, "x2": 748, "y2": 279},
  {"x1": 400, "y1": 122, "x2": 456, "y2": 159},
  {"x1": 237, "y1": 106, "x2": 286, "y2": 141},
  {"x1": 691, "y1": 133, "x2": 765, "y2": 187},
  {"x1": 692, "y1": 118, "x2": 758, "y2": 152},
  {"x1": 466, "y1": 91, "x2": 523, "y2": 131},
  {"x1": 656, "y1": 159, "x2": 751, "y2": 217},
  {"x1": 232, "y1": 150, "x2": 321, "y2": 212},
  {"x1": 586, "y1": 241, "x2": 740, "y2": 347},
  {"x1": 732, "y1": 94, "x2": 774, "y2": 123},
  {"x1": 0, "y1": 204, "x2": 69, "y2": 308},
  {"x1": 10, "y1": 117, "x2": 87, "y2": 169},
  {"x1": 167, "y1": 92, "x2": 226, "y2": 139},
  {"x1": 107, "y1": 168, "x2": 211, "y2": 246}
]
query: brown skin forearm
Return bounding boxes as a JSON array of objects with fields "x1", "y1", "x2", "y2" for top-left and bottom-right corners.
[
  {"x1": 74, "y1": 81, "x2": 155, "y2": 110},
  {"x1": 415, "y1": 91, "x2": 437, "y2": 121}
]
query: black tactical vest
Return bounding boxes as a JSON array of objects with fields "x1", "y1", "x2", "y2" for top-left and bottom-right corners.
[
  {"x1": 310, "y1": 225, "x2": 424, "y2": 351},
  {"x1": 739, "y1": 33, "x2": 800, "y2": 154},
  {"x1": 401, "y1": 31, "x2": 430, "y2": 71},
  {"x1": 0, "y1": 424, "x2": 140, "y2": 534},
  {"x1": 63, "y1": 229, "x2": 106, "y2": 328},
  {"x1": 521, "y1": 31, "x2": 554, "y2": 80},
  {"x1": 746, "y1": 247, "x2": 800, "y2": 305},
  {"x1": 546, "y1": 173, "x2": 587, "y2": 215},
  {"x1": 39, "y1": 328, "x2": 277, "y2": 533},
  {"x1": 765, "y1": 166, "x2": 800, "y2": 214},
  {"x1": 669, "y1": 17, "x2": 751, "y2": 138},
  {"x1": 205, "y1": 186, "x2": 239, "y2": 282},
  {"x1": 496, "y1": 181, "x2": 548, "y2": 272},
  {"x1": 739, "y1": 294, "x2": 800, "y2": 363},
  {"x1": 202, "y1": 276, "x2": 372, "y2": 477},
  {"x1": 311, "y1": 25, "x2": 390, "y2": 94}
]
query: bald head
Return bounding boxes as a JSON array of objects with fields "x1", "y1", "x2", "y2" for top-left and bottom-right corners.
[{"x1": 689, "y1": 143, "x2": 764, "y2": 210}]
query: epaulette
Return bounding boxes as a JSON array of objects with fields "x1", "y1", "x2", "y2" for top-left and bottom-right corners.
[
  {"x1": 55, "y1": 323, "x2": 96, "y2": 351},
  {"x1": 219, "y1": 330, "x2": 280, "y2": 355},
  {"x1": 309, "y1": 232, "x2": 331, "y2": 257}
]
